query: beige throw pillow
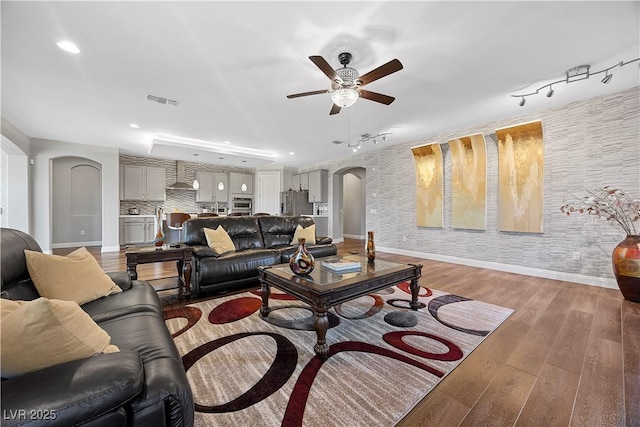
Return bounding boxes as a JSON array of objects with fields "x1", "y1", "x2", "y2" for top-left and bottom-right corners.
[
  {"x1": 1, "y1": 298, "x2": 119, "y2": 378},
  {"x1": 291, "y1": 223, "x2": 316, "y2": 245},
  {"x1": 24, "y1": 247, "x2": 121, "y2": 305},
  {"x1": 204, "y1": 226, "x2": 236, "y2": 255}
]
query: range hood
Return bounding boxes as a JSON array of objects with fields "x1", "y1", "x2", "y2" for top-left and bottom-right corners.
[{"x1": 166, "y1": 160, "x2": 196, "y2": 191}]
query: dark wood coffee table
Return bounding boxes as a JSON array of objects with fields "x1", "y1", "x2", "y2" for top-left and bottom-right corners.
[
  {"x1": 125, "y1": 245, "x2": 193, "y2": 298},
  {"x1": 258, "y1": 255, "x2": 422, "y2": 358}
]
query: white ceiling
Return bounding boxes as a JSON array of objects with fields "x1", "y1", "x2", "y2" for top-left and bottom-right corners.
[{"x1": 2, "y1": 1, "x2": 639, "y2": 168}]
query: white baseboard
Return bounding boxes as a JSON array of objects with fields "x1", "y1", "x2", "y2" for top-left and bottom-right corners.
[
  {"x1": 101, "y1": 246, "x2": 121, "y2": 253},
  {"x1": 343, "y1": 234, "x2": 365, "y2": 240},
  {"x1": 51, "y1": 241, "x2": 102, "y2": 249},
  {"x1": 377, "y1": 245, "x2": 618, "y2": 290}
]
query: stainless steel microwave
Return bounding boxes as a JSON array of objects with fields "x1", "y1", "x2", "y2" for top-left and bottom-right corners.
[{"x1": 232, "y1": 198, "x2": 252, "y2": 210}]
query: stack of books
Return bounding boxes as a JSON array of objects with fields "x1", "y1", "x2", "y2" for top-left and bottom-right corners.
[{"x1": 323, "y1": 259, "x2": 362, "y2": 273}]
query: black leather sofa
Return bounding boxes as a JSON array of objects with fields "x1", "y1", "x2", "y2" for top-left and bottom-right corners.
[
  {"x1": 183, "y1": 215, "x2": 337, "y2": 295},
  {"x1": 0, "y1": 228, "x2": 194, "y2": 427}
]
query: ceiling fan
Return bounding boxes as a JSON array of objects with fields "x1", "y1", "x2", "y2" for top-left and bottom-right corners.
[{"x1": 286, "y1": 52, "x2": 403, "y2": 115}]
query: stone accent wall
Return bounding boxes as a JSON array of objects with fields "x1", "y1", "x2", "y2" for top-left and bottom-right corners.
[{"x1": 303, "y1": 87, "x2": 640, "y2": 284}]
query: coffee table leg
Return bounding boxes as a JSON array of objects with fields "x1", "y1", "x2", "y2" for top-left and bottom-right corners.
[
  {"x1": 313, "y1": 306, "x2": 330, "y2": 359},
  {"x1": 409, "y1": 277, "x2": 420, "y2": 311},
  {"x1": 259, "y1": 280, "x2": 271, "y2": 317},
  {"x1": 127, "y1": 262, "x2": 138, "y2": 281}
]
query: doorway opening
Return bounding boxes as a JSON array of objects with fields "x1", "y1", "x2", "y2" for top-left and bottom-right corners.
[
  {"x1": 331, "y1": 167, "x2": 366, "y2": 242},
  {"x1": 0, "y1": 135, "x2": 29, "y2": 232}
]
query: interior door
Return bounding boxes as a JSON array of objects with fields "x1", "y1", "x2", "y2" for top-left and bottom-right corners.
[{"x1": 256, "y1": 171, "x2": 281, "y2": 215}]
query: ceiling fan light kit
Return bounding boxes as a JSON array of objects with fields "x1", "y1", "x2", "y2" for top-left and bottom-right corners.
[
  {"x1": 511, "y1": 57, "x2": 639, "y2": 106},
  {"x1": 331, "y1": 88, "x2": 359, "y2": 108},
  {"x1": 287, "y1": 51, "x2": 403, "y2": 115}
]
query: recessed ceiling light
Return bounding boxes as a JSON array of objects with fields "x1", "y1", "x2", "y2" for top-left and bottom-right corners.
[
  {"x1": 289, "y1": 152, "x2": 295, "y2": 155},
  {"x1": 56, "y1": 40, "x2": 80, "y2": 54},
  {"x1": 223, "y1": 141, "x2": 231, "y2": 145},
  {"x1": 129, "y1": 123, "x2": 140, "y2": 129}
]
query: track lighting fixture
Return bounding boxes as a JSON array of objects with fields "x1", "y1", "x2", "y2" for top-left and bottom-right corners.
[
  {"x1": 511, "y1": 57, "x2": 639, "y2": 106},
  {"x1": 345, "y1": 132, "x2": 393, "y2": 151}
]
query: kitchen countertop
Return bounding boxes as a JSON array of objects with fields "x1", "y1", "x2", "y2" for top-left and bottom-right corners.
[{"x1": 120, "y1": 213, "x2": 229, "y2": 219}]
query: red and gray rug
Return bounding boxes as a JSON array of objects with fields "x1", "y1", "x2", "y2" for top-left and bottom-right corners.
[{"x1": 164, "y1": 284, "x2": 513, "y2": 427}]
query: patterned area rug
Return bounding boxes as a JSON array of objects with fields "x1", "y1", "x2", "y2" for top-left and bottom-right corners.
[{"x1": 164, "y1": 284, "x2": 513, "y2": 427}]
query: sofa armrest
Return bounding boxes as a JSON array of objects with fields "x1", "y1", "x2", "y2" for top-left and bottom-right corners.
[
  {"x1": 316, "y1": 236, "x2": 333, "y2": 245},
  {"x1": 107, "y1": 271, "x2": 132, "y2": 291},
  {"x1": 191, "y1": 245, "x2": 219, "y2": 258},
  {"x1": 1, "y1": 352, "x2": 144, "y2": 427}
]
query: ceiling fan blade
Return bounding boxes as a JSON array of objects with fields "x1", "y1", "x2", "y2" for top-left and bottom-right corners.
[
  {"x1": 309, "y1": 56, "x2": 339, "y2": 81},
  {"x1": 358, "y1": 59, "x2": 403, "y2": 86},
  {"x1": 287, "y1": 89, "x2": 329, "y2": 99},
  {"x1": 358, "y1": 89, "x2": 395, "y2": 105},
  {"x1": 329, "y1": 104, "x2": 341, "y2": 115}
]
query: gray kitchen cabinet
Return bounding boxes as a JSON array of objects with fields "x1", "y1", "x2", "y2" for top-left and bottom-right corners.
[
  {"x1": 196, "y1": 171, "x2": 229, "y2": 202},
  {"x1": 230, "y1": 172, "x2": 253, "y2": 195},
  {"x1": 291, "y1": 172, "x2": 309, "y2": 191},
  {"x1": 122, "y1": 165, "x2": 165, "y2": 201},
  {"x1": 307, "y1": 169, "x2": 328, "y2": 202},
  {"x1": 291, "y1": 174, "x2": 300, "y2": 191},
  {"x1": 121, "y1": 217, "x2": 155, "y2": 244},
  {"x1": 195, "y1": 171, "x2": 214, "y2": 202}
]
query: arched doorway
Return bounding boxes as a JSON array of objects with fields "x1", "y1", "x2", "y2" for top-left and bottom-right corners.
[
  {"x1": 51, "y1": 157, "x2": 102, "y2": 248},
  {"x1": 331, "y1": 167, "x2": 366, "y2": 242}
]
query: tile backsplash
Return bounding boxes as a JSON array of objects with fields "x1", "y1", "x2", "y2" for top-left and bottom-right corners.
[{"x1": 120, "y1": 155, "x2": 252, "y2": 215}]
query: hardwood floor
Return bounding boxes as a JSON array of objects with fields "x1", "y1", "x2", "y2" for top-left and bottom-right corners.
[{"x1": 62, "y1": 240, "x2": 640, "y2": 426}]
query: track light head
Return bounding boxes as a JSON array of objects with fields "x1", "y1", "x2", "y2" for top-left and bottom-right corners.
[
  {"x1": 519, "y1": 97, "x2": 526, "y2": 107},
  {"x1": 381, "y1": 135, "x2": 387, "y2": 141},
  {"x1": 373, "y1": 138, "x2": 378, "y2": 144},
  {"x1": 601, "y1": 73, "x2": 613, "y2": 84},
  {"x1": 546, "y1": 87, "x2": 554, "y2": 97}
]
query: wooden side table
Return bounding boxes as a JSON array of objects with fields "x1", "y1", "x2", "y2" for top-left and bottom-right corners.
[{"x1": 125, "y1": 245, "x2": 193, "y2": 298}]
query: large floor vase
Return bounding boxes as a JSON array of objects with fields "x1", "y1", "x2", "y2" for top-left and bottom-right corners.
[{"x1": 612, "y1": 235, "x2": 640, "y2": 303}]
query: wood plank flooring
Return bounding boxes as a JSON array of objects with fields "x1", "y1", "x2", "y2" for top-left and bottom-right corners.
[{"x1": 58, "y1": 239, "x2": 640, "y2": 426}]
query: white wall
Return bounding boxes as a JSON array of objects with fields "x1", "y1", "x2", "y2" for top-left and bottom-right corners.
[
  {"x1": 0, "y1": 131, "x2": 30, "y2": 233},
  {"x1": 31, "y1": 139, "x2": 120, "y2": 252},
  {"x1": 1, "y1": 117, "x2": 30, "y2": 156}
]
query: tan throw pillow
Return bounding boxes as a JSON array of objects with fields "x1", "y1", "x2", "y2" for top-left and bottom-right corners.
[
  {"x1": 203, "y1": 226, "x2": 236, "y2": 255},
  {"x1": 24, "y1": 247, "x2": 121, "y2": 305},
  {"x1": 1, "y1": 298, "x2": 119, "y2": 378},
  {"x1": 291, "y1": 223, "x2": 316, "y2": 245}
]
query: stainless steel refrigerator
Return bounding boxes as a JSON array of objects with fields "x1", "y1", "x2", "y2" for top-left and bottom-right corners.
[{"x1": 280, "y1": 191, "x2": 313, "y2": 216}]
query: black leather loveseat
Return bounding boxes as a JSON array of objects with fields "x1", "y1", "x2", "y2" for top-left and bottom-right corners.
[
  {"x1": 0, "y1": 228, "x2": 194, "y2": 427},
  {"x1": 182, "y1": 215, "x2": 337, "y2": 295}
]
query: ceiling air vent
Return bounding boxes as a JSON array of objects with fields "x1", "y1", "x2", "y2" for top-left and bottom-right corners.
[
  {"x1": 147, "y1": 94, "x2": 179, "y2": 107},
  {"x1": 330, "y1": 140, "x2": 344, "y2": 145}
]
